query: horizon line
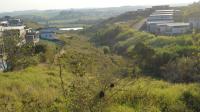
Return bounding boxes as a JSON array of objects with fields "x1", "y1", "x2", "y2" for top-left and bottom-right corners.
[{"x1": 0, "y1": 2, "x2": 193, "y2": 14}]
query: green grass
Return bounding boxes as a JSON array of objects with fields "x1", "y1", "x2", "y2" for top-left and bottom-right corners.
[
  {"x1": 0, "y1": 64, "x2": 199, "y2": 112},
  {"x1": 0, "y1": 32, "x2": 199, "y2": 112},
  {"x1": 0, "y1": 64, "x2": 72, "y2": 111},
  {"x1": 106, "y1": 77, "x2": 200, "y2": 112}
]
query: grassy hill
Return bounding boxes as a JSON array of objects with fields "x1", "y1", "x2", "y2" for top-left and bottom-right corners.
[
  {"x1": 89, "y1": 23, "x2": 200, "y2": 82},
  {"x1": 0, "y1": 65, "x2": 199, "y2": 111},
  {"x1": 0, "y1": 3, "x2": 200, "y2": 111},
  {"x1": 0, "y1": 29, "x2": 199, "y2": 112}
]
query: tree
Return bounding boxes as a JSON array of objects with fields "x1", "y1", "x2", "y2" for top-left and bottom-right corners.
[
  {"x1": 161, "y1": 56, "x2": 200, "y2": 83},
  {"x1": 1, "y1": 30, "x2": 38, "y2": 71},
  {"x1": 132, "y1": 42, "x2": 156, "y2": 74}
]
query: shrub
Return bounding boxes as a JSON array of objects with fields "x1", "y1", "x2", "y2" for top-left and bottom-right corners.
[{"x1": 182, "y1": 91, "x2": 200, "y2": 112}]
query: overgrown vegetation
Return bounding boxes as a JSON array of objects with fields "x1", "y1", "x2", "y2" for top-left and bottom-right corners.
[
  {"x1": 0, "y1": 30, "x2": 199, "y2": 111},
  {"x1": 91, "y1": 24, "x2": 200, "y2": 83},
  {"x1": 0, "y1": 3, "x2": 200, "y2": 111}
]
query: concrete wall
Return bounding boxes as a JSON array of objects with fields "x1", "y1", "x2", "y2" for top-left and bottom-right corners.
[
  {"x1": 171, "y1": 26, "x2": 190, "y2": 35},
  {"x1": 1, "y1": 26, "x2": 26, "y2": 38}
]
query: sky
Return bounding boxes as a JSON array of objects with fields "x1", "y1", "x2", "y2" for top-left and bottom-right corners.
[{"x1": 0, "y1": 0, "x2": 199, "y2": 12}]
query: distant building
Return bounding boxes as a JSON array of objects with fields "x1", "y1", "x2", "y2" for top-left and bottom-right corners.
[
  {"x1": 8, "y1": 18, "x2": 23, "y2": 26},
  {"x1": 39, "y1": 27, "x2": 59, "y2": 32},
  {"x1": 147, "y1": 10, "x2": 181, "y2": 21},
  {"x1": 156, "y1": 23, "x2": 191, "y2": 35},
  {"x1": 0, "y1": 16, "x2": 23, "y2": 26},
  {"x1": 148, "y1": 14, "x2": 174, "y2": 21},
  {"x1": 39, "y1": 28, "x2": 58, "y2": 40},
  {"x1": 0, "y1": 21, "x2": 9, "y2": 27},
  {"x1": 1, "y1": 26, "x2": 26, "y2": 38},
  {"x1": 146, "y1": 8, "x2": 190, "y2": 35},
  {"x1": 0, "y1": 16, "x2": 25, "y2": 38},
  {"x1": 152, "y1": 5, "x2": 170, "y2": 10},
  {"x1": 146, "y1": 20, "x2": 174, "y2": 33},
  {"x1": 137, "y1": 9, "x2": 144, "y2": 13},
  {"x1": 25, "y1": 29, "x2": 40, "y2": 45}
]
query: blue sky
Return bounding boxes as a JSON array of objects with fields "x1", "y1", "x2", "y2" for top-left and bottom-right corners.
[{"x1": 0, "y1": 0, "x2": 199, "y2": 12}]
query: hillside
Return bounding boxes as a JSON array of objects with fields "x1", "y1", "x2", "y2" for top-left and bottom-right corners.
[
  {"x1": 0, "y1": 3, "x2": 200, "y2": 112},
  {"x1": 182, "y1": 1, "x2": 200, "y2": 19},
  {"x1": 89, "y1": 23, "x2": 200, "y2": 82},
  {"x1": 1, "y1": 65, "x2": 200, "y2": 111},
  {"x1": 0, "y1": 6, "x2": 147, "y2": 27},
  {"x1": 1, "y1": 24, "x2": 199, "y2": 112}
]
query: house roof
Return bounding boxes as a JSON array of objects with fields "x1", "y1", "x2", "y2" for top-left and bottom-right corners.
[
  {"x1": 154, "y1": 11, "x2": 174, "y2": 13},
  {"x1": 147, "y1": 20, "x2": 174, "y2": 24},
  {"x1": 157, "y1": 22, "x2": 190, "y2": 27},
  {"x1": 0, "y1": 21, "x2": 9, "y2": 24},
  {"x1": 150, "y1": 13, "x2": 174, "y2": 17},
  {"x1": 2, "y1": 26, "x2": 25, "y2": 30}
]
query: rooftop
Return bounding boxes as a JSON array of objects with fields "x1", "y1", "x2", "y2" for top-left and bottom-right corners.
[
  {"x1": 147, "y1": 20, "x2": 174, "y2": 24},
  {"x1": 153, "y1": 12, "x2": 175, "y2": 15},
  {"x1": 150, "y1": 13, "x2": 174, "y2": 17},
  {"x1": 155, "y1": 10, "x2": 178, "y2": 12},
  {"x1": 0, "y1": 21, "x2": 9, "y2": 24},
  {"x1": 2, "y1": 26, "x2": 25, "y2": 30},
  {"x1": 157, "y1": 22, "x2": 190, "y2": 27},
  {"x1": 26, "y1": 31, "x2": 39, "y2": 35}
]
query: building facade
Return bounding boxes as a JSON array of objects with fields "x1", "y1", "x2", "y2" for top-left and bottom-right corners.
[
  {"x1": 146, "y1": 8, "x2": 191, "y2": 35},
  {"x1": 156, "y1": 23, "x2": 191, "y2": 35},
  {"x1": 25, "y1": 29, "x2": 40, "y2": 45}
]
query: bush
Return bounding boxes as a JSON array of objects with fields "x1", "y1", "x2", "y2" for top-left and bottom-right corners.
[
  {"x1": 182, "y1": 91, "x2": 200, "y2": 112},
  {"x1": 161, "y1": 57, "x2": 200, "y2": 83}
]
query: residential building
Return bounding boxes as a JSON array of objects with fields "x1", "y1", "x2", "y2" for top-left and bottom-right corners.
[
  {"x1": 8, "y1": 18, "x2": 23, "y2": 26},
  {"x1": 25, "y1": 29, "x2": 40, "y2": 45},
  {"x1": 0, "y1": 16, "x2": 25, "y2": 38},
  {"x1": 0, "y1": 16, "x2": 23, "y2": 26},
  {"x1": 152, "y1": 5, "x2": 170, "y2": 10},
  {"x1": 1, "y1": 26, "x2": 26, "y2": 38},
  {"x1": 0, "y1": 21, "x2": 9, "y2": 27}
]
